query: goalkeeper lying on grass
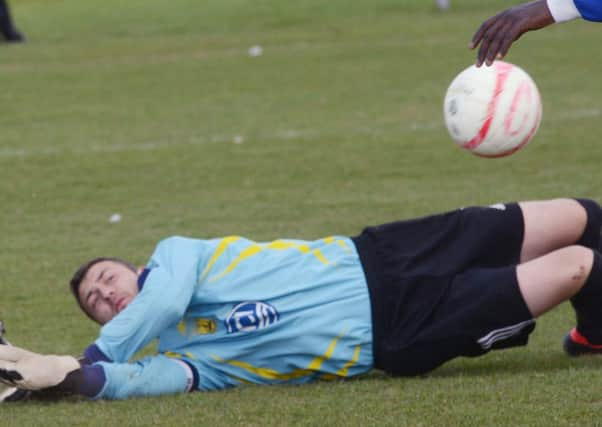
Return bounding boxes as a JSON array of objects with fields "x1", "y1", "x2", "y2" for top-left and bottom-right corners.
[{"x1": 3, "y1": 198, "x2": 602, "y2": 401}]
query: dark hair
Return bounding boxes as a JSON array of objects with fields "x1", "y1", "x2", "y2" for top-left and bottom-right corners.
[{"x1": 69, "y1": 257, "x2": 137, "y2": 322}]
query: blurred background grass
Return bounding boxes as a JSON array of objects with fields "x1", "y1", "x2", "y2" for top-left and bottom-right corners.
[{"x1": 1, "y1": 0, "x2": 602, "y2": 425}]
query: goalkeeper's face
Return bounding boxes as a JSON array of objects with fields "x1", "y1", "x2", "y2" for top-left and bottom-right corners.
[{"x1": 78, "y1": 260, "x2": 140, "y2": 324}]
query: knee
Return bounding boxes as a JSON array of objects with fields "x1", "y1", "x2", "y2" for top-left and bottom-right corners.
[{"x1": 562, "y1": 245, "x2": 594, "y2": 283}]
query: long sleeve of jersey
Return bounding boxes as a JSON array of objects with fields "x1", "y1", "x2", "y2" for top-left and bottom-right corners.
[
  {"x1": 91, "y1": 355, "x2": 197, "y2": 400},
  {"x1": 86, "y1": 237, "x2": 201, "y2": 363},
  {"x1": 548, "y1": 0, "x2": 602, "y2": 22}
]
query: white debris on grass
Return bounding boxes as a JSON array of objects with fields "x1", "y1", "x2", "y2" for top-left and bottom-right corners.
[
  {"x1": 248, "y1": 45, "x2": 263, "y2": 57},
  {"x1": 109, "y1": 213, "x2": 122, "y2": 224}
]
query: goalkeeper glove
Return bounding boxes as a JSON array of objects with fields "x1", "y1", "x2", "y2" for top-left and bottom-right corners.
[
  {"x1": 0, "y1": 386, "x2": 30, "y2": 402},
  {"x1": 0, "y1": 344, "x2": 81, "y2": 391}
]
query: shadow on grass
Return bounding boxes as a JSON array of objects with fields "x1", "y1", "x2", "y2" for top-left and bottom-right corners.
[{"x1": 428, "y1": 349, "x2": 602, "y2": 379}]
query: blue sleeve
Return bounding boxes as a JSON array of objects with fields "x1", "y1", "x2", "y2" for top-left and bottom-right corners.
[
  {"x1": 91, "y1": 238, "x2": 199, "y2": 362},
  {"x1": 93, "y1": 355, "x2": 198, "y2": 400},
  {"x1": 575, "y1": 0, "x2": 602, "y2": 21}
]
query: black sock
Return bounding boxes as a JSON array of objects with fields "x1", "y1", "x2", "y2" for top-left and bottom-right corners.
[
  {"x1": 571, "y1": 250, "x2": 602, "y2": 343},
  {"x1": 0, "y1": 0, "x2": 19, "y2": 39},
  {"x1": 575, "y1": 198, "x2": 602, "y2": 250}
]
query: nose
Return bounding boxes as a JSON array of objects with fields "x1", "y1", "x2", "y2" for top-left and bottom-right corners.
[{"x1": 100, "y1": 286, "x2": 115, "y2": 300}]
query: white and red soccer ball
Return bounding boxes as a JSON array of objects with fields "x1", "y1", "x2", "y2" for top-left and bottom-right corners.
[{"x1": 443, "y1": 61, "x2": 542, "y2": 157}]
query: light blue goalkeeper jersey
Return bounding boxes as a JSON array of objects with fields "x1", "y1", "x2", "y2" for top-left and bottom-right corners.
[{"x1": 86, "y1": 235, "x2": 373, "y2": 399}]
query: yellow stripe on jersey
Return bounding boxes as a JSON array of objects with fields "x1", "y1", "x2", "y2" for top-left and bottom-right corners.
[
  {"x1": 336, "y1": 345, "x2": 361, "y2": 376},
  {"x1": 213, "y1": 334, "x2": 360, "y2": 382},
  {"x1": 320, "y1": 345, "x2": 361, "y2": 380},
  {"x1": 208, "y1": 244, "x2": 263, "y2": 283},
  {"x1": 164, "y1": 351, "x2": 182, "y2": 359},
  {"x1": 306, "y1": 334, "x2": 340, "y2": 371},
  {"x1": 323, "y1": 236, "x2": 352, "y2": 254},
  {"x1": 205, "y1": 238, "x2": 348, "y2": 283},
  {"x1": 213, "y1": 356, "x2": 309, "y2": 381},
  {"x1": 163, "y1": 351, "x2": 196, "y2": 360},
  {"x1": 267, "y1": 240, "x2": 332, "y2": 266},
  {"x1": 311, "y1": 249, "x2": 330, "y2": 266},
  {"x1": 336, "y1": 239, "x2": 352, "y2": 254},
  {"x1": 177, "y1": 321, "x2": 187, "y2": 336},
  {"x1": 228, "y1": 375, "x2": 254, "y2": 385},
  {"x1": 199, "y1": 236, "x2": 241, "y2": 281}
]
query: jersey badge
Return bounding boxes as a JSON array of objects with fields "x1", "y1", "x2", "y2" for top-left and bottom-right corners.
[
  {"x1": 197, "y1": 318, "x2": 217, "y2": 335},
  {"x1": 225, "y1": 301, "x2": 280, "y2": 333}
]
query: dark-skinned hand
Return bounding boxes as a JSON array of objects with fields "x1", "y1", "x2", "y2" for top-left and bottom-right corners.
[{"x1": 470, "y1": 0, "x2": 555, "y2": 66}]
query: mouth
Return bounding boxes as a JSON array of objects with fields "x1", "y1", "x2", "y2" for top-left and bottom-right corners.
[{"x1": 116, "y1": 297, "x2": 128, "y2": 313}]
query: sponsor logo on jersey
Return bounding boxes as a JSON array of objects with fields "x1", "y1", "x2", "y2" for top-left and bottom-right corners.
[{"x1": 225, "y1": 301, "x2": 279, "y2": 333}]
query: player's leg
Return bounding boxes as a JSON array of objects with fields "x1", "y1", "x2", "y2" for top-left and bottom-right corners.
[
  {"x1": 402, "y1": 247, "x2": 600, "y2": 375},
  {"x1": 516, "y1": 245, "x2": 594, "y2": 317},
  {"x1": 519, "y1": 198, "x2": 601, "y2": 263},
  {"x1": 516, "y1": 244, "x2": 602, "y2": 354},
  {"x1": 376, "y1": 262, "x2": 538, "y2": 377},
  {"x1": 413, "y1": 198, "x2": 599, "y2": 271},
  {"x1": 0, "y1": 0, "x2": 23, "y2": 42}
]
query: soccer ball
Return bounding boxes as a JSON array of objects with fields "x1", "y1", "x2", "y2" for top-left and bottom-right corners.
[{"x1": 443, "y1": 61, "x2": 542, "y2": 157}]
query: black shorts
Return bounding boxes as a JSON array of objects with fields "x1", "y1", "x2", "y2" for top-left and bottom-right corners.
[{"x1": 352, "y1": 203, "x2": 536, "y2": 376}]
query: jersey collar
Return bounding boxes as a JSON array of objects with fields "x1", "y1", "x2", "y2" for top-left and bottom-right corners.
[{"x1": 137, "y1": 268, "x2": 151, "y2": 291}]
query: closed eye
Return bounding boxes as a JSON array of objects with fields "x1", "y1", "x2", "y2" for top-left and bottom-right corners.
[{"x1": 85, "y1": 291, "x2": 94, "y2": 307}]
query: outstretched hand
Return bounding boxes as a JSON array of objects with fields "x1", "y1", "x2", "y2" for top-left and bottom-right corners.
[
  {"x1": 470, "y1": 0, "x2": 555, "y2": 66},
  {"x1": 0, "y1": 344, "x2": 80, "y2": 391}
]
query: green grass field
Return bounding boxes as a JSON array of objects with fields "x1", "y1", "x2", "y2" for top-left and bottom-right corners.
[{"x1": 2, "y1": 0, "x2": 602, "y2": 425}]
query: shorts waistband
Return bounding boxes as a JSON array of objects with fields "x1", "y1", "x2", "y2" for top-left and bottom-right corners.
[{"x1": 352, "y1": 230, "x2": 385, "y2": 368}]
